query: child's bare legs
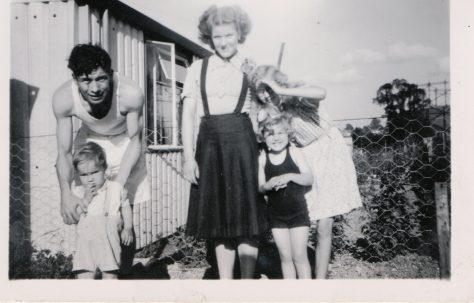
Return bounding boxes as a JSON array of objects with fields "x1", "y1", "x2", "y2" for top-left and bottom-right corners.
[
  {"x1": 272, "y1": 228, "x2": 296, "y2": 278},
  {"x1": 315, "y1": 217, "x2": 334, "y2": 279},
  {"x1": 102, "y1": 271, "x2": 118, "y2": 279},
  {"x1": 289, "y1": 226, "x2": 311, "y2": 279},
  {"x1": 215, "y1": 240, "x2": 236, "y2": 279},
  {"x1": 237, "y1": 238, "x2": 258, "y2": 279}
]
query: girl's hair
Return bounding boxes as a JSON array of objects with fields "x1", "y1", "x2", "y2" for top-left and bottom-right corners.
[
  {"x1": 249, "y1": 65, "x2": 291, "y2": 89},
  {"x1": 73, "y1": 142, "x2": 107, "y2": 171},
  {"x1": 68, "y1": 43, "x2": 112, "y2": 78},
  {"x1": 198, "y1": 5, "x2": 251, "y2": 49},
  {"x1": 258, "y1": 114, "x2": 295, "y2": 142}
]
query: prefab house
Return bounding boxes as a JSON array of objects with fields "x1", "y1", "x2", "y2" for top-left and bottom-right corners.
[{"x1": 10, "y1": 0, "x2": 211, "y2": 259}]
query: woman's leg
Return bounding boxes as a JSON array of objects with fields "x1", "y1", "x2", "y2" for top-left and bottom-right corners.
[
  {"x1": 272, "y1": 228, "x2": 296, "y2": 279},
  {"x1": 237, "y1": 237, "x2": 259, "y2": 279},
  {"x1": 214, "y1": 239, "x2": 236, "y2": 279},
  {"x1": 315, "y1": 217, "x2": 334, "y2": 279},
  {"x1": 76, "y1": 271, "x2": 95, "y2": 279},
  {"x1": 102, "y1": 271, "x2": 118, "y2": 279},
  {"x1": 289, "y1": 226, "x2": 311, "y2": 279}
]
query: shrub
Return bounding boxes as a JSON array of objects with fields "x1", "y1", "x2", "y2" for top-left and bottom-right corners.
[
  {"x1": 10, "y1": 242, "x2": 74, "y2": 279},
  {"x1": 166, "y1": 227, "x2": 208, "y2": 269},
  {"x1": 353, "y1": 143, "x2": 424, "y2": 262}
]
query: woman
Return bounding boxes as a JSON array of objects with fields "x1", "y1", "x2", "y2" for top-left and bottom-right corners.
[
  {"x1": 250, "y1": 65, "x2": 362, "y2": 279},
  {"x1": 181, "y1": 5, "x2": 267, "y2": 279}
]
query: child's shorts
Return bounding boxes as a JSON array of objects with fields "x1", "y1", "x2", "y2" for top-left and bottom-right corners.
[
  {"x1": 268, "y1": 210, "x2": 310, "y2": 229},
  {"x1": 73, "y1": 215, "x2": 122, "y2": 273}
]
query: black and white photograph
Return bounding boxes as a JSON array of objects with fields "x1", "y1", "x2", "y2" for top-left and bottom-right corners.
[{"x1": 2, "y1": 0, "x2": 474, "y2": 301}]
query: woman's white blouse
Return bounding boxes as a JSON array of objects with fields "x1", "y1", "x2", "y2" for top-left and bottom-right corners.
[{"x1": 182, "y1": 53, "x2": 253, "y2": 117}]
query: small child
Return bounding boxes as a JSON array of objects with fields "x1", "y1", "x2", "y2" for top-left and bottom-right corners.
[
  {"x1": 72, "y1": 142, "x2": 133, "y2": 279},
  {"x1": 258, "y1": 114, "x2": 314, "y2": 279}
]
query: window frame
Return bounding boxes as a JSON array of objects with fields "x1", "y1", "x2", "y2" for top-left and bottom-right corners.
[{"x1": 145, "y1": 41, "x2": 189, "y2": 151}]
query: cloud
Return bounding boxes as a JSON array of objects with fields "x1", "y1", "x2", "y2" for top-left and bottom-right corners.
[
  {"x1": 387, "y1": 42, "x2": 439, "y2": 60},
  {"x1": 437, "y1": 56, "x2": 450, "y2": 73},
  {"x1": 340, "y1": 49, "x2": 386, "y2": 65},
  {"x1": 327, "y1": 68, "x2": 362, "y2": 84},
  {"x1": 300, "y1": 68, "x2": 361, "y2": 85}
]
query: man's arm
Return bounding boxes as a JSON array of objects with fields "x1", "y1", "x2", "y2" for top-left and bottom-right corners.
[
  {"x1": 52, "y1": 85, "x2": 87, "y2": 224},
  {"x1": 115, "y1": 82, "x2": 144, "y2": 186}
]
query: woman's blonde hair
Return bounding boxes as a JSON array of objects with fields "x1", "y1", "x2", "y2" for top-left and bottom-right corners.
[{"x1": 198, "y1": 5, "x2": 252, "y2": 49}]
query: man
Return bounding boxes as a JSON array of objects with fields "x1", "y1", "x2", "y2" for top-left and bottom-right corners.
[{"x1": 53, "y1": 44, "x2": 149, "y2": 225}]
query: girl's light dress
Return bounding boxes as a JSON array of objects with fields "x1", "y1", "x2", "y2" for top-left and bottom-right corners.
[
  {"x1": 302, "y1": 104, "x2": 362, "y2": 220},
  {"x1": 73, "y1": 180, "x2": 129, "y2": 272}
]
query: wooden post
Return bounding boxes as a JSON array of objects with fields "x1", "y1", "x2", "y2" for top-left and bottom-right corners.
[{"x1": 435, "y1": 182, "x2": 450, "y2": 279}]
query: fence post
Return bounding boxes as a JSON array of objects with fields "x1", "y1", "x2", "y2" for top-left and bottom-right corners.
[{"x1": 434, "y1": 182, "x2": 450, "y2": 279}]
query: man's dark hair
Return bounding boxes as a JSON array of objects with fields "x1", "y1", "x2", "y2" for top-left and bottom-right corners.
[{"x1": 68, "y1": 44, "x2": 112, "y2": 78}]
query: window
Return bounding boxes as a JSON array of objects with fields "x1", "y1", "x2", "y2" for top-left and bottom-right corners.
[{"x1": 145, "y1": 41, "x2": 189, "y2": 149}]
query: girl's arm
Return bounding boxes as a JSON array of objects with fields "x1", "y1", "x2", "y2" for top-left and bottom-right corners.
[{"x1": 258, "y1": 152, "x2": 268, "y2": 193}]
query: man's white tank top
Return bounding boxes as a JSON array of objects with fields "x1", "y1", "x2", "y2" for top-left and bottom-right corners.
[{"x1": 71, "y1": 73, "x2": 127, "y2": 136}]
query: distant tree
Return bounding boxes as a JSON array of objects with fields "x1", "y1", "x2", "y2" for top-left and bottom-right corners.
[
  {"x1": 352, "y1": 124, "x2": 385, "y2": 150},
  {"x1": 368, "y1": 118, "x2": 383, "y2": 132},
  {"x1": 344, "y1": 123, "x2": 354, "y2": 131},
  {"x1": 373, "y1": 79, "x2": 431, "y2": 141}
]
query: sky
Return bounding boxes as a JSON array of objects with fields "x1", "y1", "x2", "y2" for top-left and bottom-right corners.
[{"x1": 122, "y1": 0, "x2": 449, "y2": 127}]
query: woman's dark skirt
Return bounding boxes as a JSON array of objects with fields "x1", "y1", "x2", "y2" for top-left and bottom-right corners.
[{"x1": 186, "y1": 113, "x2": 267, "y2": 239}]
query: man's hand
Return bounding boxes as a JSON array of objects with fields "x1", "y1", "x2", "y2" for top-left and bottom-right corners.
[
  {"x1": 184, "y1": 159, "x2": 199, "y2": 185},
  {"x1": 60, "y1": 192, "x2": 88, "y2": 224},
  {"x1": 121, "y1": 227, "x2": 133, "y2": 246}
]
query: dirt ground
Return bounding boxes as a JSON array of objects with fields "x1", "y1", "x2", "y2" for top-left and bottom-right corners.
[{"x1": 128, "y1": 240, "x2": 440, "y2": 279}]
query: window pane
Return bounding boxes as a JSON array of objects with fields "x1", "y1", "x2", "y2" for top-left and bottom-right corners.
[{"x1": 145, "y1": 42, "x2": 188, "y2": 147}]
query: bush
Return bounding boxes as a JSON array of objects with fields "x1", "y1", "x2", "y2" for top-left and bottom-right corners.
[
  {"x1": 353, "y1": 143, "x2": 424, "y2": 262},
  {"x1": 10, "y1": 243, "x2": 74, "y2": 279}
]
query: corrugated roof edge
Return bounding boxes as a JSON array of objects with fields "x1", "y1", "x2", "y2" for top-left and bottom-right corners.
[{"x1": 81, "y1": 0, "x2": 212, "y2": 58}]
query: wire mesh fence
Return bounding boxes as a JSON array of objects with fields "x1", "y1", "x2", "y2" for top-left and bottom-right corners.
[
  {"x1": 9, "y1": 107, "x2": 450, "y2": 279},
  {"x1": 132, "y1": 109, "x2": 450, "y2": 279},
  {"x1": 326, "y1": 109, "x2": 450, "y2": 276}
]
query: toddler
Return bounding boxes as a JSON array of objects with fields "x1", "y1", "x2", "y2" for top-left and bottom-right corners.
[{"x1": 72, "y1": 142, "x2": 133, "y2": 279}]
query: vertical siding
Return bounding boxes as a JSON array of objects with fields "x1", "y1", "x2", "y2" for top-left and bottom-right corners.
[
  {"x1": 11, "y1": 0, "x2": 82, "y2": 254},
  {"x1": 11, "y1": 0, "x2": 190, "y2": 254},
  {"x1": 143, "y1": 152, "x2": 189, "y2": 247}
]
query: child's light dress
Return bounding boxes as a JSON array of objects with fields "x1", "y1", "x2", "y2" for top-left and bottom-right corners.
[
  {"x1": 302, "y1": 104, "x2": 362, "y2": 220},
  {"x1": 73, "y1": 180, "x2": 129, "y2": 272}
]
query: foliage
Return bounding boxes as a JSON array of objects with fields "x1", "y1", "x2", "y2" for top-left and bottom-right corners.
[
  {"x1": 10, "y1": 241, "x2": 74, "y2": 279},
  {"x1": 353, "y1": 144, "x2": 425, "y2": 262},
  {"x1": 167, "y1": 227, "x2": 208, "y2": 269},
  {"x1": 352, "y1": 125, "x2": 385, "y2": 149},
  {"x1": 373, "y1": 79, "x2": 433, "y2": 141}
]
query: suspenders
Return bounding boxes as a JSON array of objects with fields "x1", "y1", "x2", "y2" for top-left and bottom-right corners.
[{"x1": 199, "y1": 56, "x2": 249, "y2": 117}]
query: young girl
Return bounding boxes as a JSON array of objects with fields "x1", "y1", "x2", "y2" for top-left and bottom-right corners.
[
  {"x1": 72, "y1": 142, "x2": 133, "y2": 279},
  {"x1": 258, "y1": 114, "x2": 313, "y2": 279},
  {"x1": 250, "y1": 65, "x2": 362, "y2": 279}
]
